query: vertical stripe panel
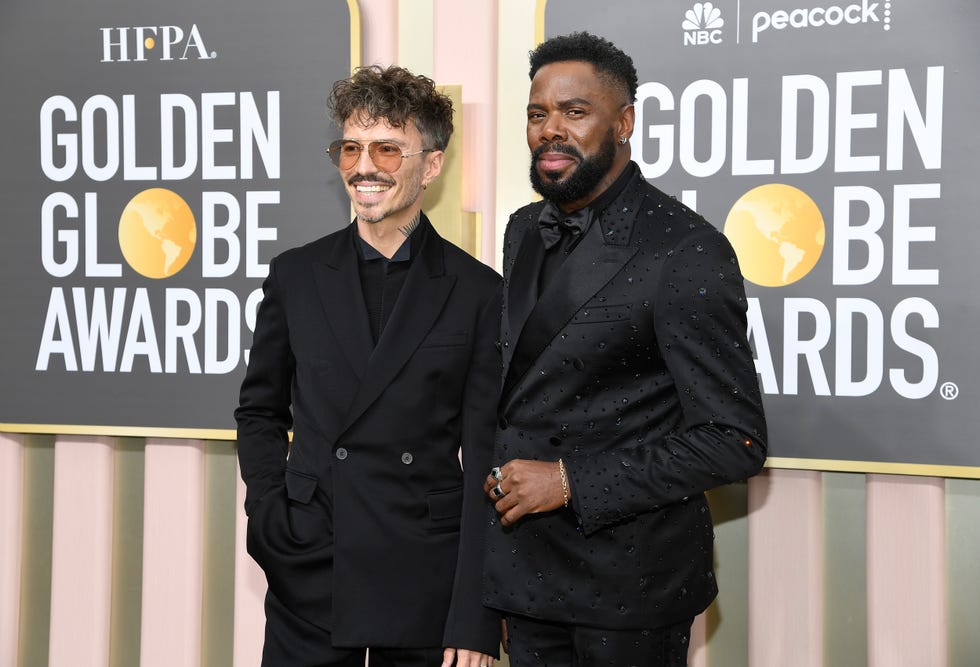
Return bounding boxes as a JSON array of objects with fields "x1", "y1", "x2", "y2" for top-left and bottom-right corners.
[
  {"x1": 109, "y1": 438, "x2": 145, "y2": 667},
  {"x1": 201, "y1": 442, "x2": 239, "y2": 667},
  {"x1": 434, "y1": 0, "x2": 499, "y2": 264},
  {"x1": 946, "y1": 477, "x2": 980, "y2": 666},
  {"x1": 18, "y1": 435, "x2": 56, "y2": 667},
  {"x1": 48, "y1": 436, "x2": 114, "y2": 666},
  {"x1": 0, "y1": 433, "x2": 25, "y2": 667},
  {"x1": 396, "y1": 0, "x2": 434, "y2": 75},
  {"x1": 233, "y1": 465, "x2": 267, "y2": 667},
  {"x1": 822, "y1": 472, "x2": 867, "y2": 667},
  {"x1": 866, "y1": 474, "x2": 946, "y2": 666},
  {"x1": 747, "y1": 469, "x2": 823, "y2": 667},
  {"x1": 357, "y1": 0, "x2": 397, "y2": 67},
  {"x1": 494, "y1": 0, "x2": 538, "y2": 271},
  {"x1": 703, "y1": 483, "x2": 751, "y2": 667},
  {"x1": 139, "y1": 439, "x2": 205, "y2": 667}
]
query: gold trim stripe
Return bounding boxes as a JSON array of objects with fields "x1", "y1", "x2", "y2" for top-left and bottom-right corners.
[{"x1": 766, "y1": 456, "x2": 980, "y2": 480}]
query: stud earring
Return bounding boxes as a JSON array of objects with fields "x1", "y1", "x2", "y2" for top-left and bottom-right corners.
[{"x1": 619, "y1": 136, "x2": 628, "y2": 145}]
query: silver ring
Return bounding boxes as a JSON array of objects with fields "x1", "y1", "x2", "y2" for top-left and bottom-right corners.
[
  {"x1": 492, "y1": 483, "x2": 505, "y2": 499},
  {"x1": 490, "y1": 466, "x2": 503, "y2": 481}
]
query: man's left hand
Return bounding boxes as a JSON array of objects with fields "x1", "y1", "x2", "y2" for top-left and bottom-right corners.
[
  {"x1": 441, "y1": 647, "x2": 494, "y2": 667},
  {"x1": 483, "y1": 460, "x2": 566, "y2": 526}
]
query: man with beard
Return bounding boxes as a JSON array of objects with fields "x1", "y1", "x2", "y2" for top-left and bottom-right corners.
[
  {"x1": 236, "y1": 65, "x2": 500, "y2": 667},
  {"x1": 482, "y1": 33, "x2": 768, "y2": 666}
]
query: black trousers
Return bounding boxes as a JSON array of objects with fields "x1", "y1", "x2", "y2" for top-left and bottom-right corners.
[
  {"x1": 261, "y1": 590, "x2": 445, "y2": 667},
  {"x1": 504, "y1": 614, "x2": 694, "y2": 667}
]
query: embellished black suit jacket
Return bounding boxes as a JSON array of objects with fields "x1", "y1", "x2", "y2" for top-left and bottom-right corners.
[
  {"x1": 236, "y1": 216, "x2": 501, "y2": 654},
  {"x1": 483, "y1": 165, "x2": 767, "y2": 630}
]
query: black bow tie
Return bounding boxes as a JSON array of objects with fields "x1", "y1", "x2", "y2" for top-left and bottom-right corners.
[{"x1": 538, "y1": 203, "x2": 593, "y2": 250}]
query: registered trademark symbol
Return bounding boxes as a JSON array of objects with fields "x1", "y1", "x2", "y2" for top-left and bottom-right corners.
[{"x1": 939, "y1": 382, "x2": 959, "y2": 400}]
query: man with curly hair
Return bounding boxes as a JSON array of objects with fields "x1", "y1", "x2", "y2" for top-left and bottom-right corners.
[
  {"x1": 237, "y1": 65, "x2": 501, "y2": 667},
  {"x1": 482, "y1": 33, "x2": 767, "y2": 666}
]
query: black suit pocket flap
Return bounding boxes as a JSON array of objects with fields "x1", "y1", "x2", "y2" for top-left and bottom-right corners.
[
  {"x1": 420, "y1": 331, "x2": 468, "y2": 348},
  {"x1": 426, "y1": 485, "x2": 464, "y2": 520},
  {"x1": 285, "y1": 468, "x2": 318, "y2": 504}
]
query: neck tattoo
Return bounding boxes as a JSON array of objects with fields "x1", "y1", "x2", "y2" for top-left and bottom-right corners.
[{"x1": 398, "y1": 213, "x2": 421, "y2": 238}]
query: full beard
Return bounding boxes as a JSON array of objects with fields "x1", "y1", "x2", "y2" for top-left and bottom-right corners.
[{"x1": 529, "y1": 131, "x2": 617, "y2": 206}]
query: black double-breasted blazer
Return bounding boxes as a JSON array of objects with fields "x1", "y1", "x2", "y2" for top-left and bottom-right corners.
[
  {"x1": 483, "y1": 165, "x2": 767, "y2": 630},
  {"x1": 236, "y1": 216, "x2": 501, "y2": 654}
]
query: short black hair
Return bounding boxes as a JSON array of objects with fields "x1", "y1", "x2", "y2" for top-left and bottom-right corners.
[
  {"x1": 329, "y1": 65, "x2": 454, "y2": 150},
  {"x1": 529, "y1": 32, "x2": 638, "y2": 104}
]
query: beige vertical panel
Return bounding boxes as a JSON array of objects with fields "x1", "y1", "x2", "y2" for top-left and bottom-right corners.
[
  {"x1": 703, "y1": 483, "x2": 751, "y2": 667},
  {"x1": 866, "y1": 474, "x2": 946, "y2": 666},
  {"x1": 358, "y1": 0, "x2": 397, "y2": 67},
  {"x1": 201, "y1": 442, "x2": 238, "y2": 667},
  {"x1": 946, "y1": 478, "x2": 980, "y2": 666},
  {"x1": 233, "y1": 468, "x2": 268, "y2": 667},
  {"x1": 822, "y1": 472, "x2": 867, "y2": 667},
  {"x1": 748, "y1": 469, "x2": 823, "y2": 667},
  {"x1": 109, "y1": 438, "x2": 145, "y2": 667},
  {"x1": 139, "y1": 439, "x2": 205, "y2": 667},
  {"x1": 494, "y1": 0, "x2": 538, "y2": 272},
  {"x1": 434, "y1": 0, "x2": 499, "y2": 264},
  {"x1": 19, "y1": 434, "x2": 55, "y2": 667},
  {"x1": 397, "y1": 0, "x2": 434, "y2": 76},
  {"x1": 0, "y1": 433, "x2": 25, "y2": 667},
  {"x1": 48, "y1": 436, "x2": 114, "y2": 666}
]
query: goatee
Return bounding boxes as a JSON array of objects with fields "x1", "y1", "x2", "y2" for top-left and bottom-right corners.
[{"x1": 529, "y1": 131, "x2": 617, "y2": 205}]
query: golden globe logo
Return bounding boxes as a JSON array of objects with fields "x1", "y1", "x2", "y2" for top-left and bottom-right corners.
[
  {"x1": 118, "y1": 189, "x2": 197, "y2": 279},
  {"x1": 724, "y1": 184, "x2": 825, "y2": 287}
]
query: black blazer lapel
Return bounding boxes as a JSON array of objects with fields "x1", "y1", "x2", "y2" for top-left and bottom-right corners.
[
  {"x1": 339, "y1": 218, "x2": 455, "y2": 433},
  {"x1": 501, "y1": 185, "x2": 646, "y2": 404},
  {"x1": 313, "y1": 224, "x2": 374, "y2": 381},
  {"x1": 503, "y1": 221, "x2": 545, "y2": 375}
]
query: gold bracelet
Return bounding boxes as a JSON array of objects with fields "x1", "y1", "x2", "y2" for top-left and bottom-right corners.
[{"x1": 558, "y1": 458, "x2": 570, "y2": 507}]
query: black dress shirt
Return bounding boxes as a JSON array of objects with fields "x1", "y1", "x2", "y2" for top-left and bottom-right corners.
[{"x1": 356, "y1": 223, "x2": 424, "y2": 343}]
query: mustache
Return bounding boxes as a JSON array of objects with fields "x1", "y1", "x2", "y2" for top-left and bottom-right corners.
[
  {"x1": 532, "y1": 143, "x2": 584, "y2": 161},
  {"x1": 348, "y1": 173, "x2": 396, "y2": 186}
]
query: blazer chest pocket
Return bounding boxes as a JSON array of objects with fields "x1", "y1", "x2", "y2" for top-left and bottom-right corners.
[
  {"x1": 420, "y1": 331, "x2": 468, "y2": 348},
  {"x1": 571, "y1": 303, "x2": 632, "y2": 325},
  {"x1": 426, "y1": 485, "x2": 463, "y2": 534}
]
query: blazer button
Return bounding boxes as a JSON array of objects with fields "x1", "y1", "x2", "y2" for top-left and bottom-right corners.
[
  {"x1": 401, "y1": 452, "x2": 413, "y2": 465},
  {"x1": 335, "y1": 447, "x2": 348, "y2": 460},
  {"x1": 498, "y1": 417, "x2": 509, "y2": 430}
]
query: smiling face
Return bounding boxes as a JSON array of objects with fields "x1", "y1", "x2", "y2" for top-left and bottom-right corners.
[
  {"x1": 527, "y1": 61, "x2": 635, "y2": 211},
  {"x1": 340, "y1": 114, "x2": 443, "y2": 226}
]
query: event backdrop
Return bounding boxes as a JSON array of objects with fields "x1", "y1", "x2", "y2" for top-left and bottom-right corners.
[
  {"x1": 545, "y1": 0, "x2": 980, "y2": 471},
  {"x1": 0, "y1": 0, "x2": 354, "y2": 433}
]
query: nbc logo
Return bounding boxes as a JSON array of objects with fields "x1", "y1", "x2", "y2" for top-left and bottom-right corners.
[{"x1": 683, "y1": 2, "x2": 725, "y2": 46}]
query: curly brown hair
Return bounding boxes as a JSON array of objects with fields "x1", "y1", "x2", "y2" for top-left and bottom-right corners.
[{"x1": 328, "y1": 65, "x2": 455, "y2": 150}]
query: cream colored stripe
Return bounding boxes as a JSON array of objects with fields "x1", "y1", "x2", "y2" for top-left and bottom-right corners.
[
  {"x1": 0, "y1": 433, "x2": 25, "y2": 667},
  {"x1": 494, "y1": 0, "x2": 538, "y2": 272},
  {"x1": 748, "y1": 470, "x2": 823, "y2": 667},
  {"x1": 48, "y1": 436, "x2": 114, "y2": 666},
  {"x1": 397, "y1": 0, "x2": 434, "y2": 75},
  {"x1": 233, "y1": 466, "x2": 267, "y2": 667},
  {"x1": 201, "y1": 441, "x2": 238, "y2": 667},
  {"x1": 18, "y1": 435, "x2": 56, "y2": 667},
  {"x1": 704, "y1": 483, "x2": 751, "y2": 666},
  {"x1": 822, "y1": 472, "x2": 867, "y2": 667},
  {"x1": 946, "y1": 478, "x2": 980, "y2": 665},
  {"x1": 866, "y1": 474, "x2": 946, "y2": 666},
  {"x1": 110, "y1": 438, "x2": 145, "y2": 667},
  {"x1": 139, "y1": 439, "x2": 206, "y2": 667}
]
